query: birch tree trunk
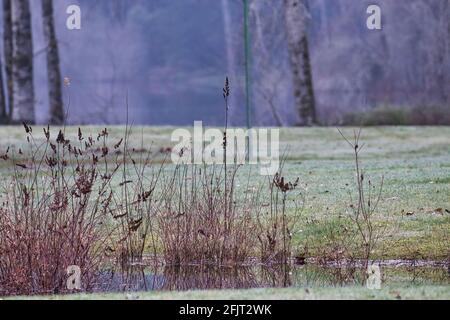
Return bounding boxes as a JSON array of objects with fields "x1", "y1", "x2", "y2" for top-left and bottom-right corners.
[
  {"x1": 283, "y1": 0, "x2": 316, "y2": 126},
  {"x1": 42, "y1": 0, "x2": 64, "y2": 124},
  {"x1": 11, "y1": 0, "x2": 35, "y2": 124},
  {"x1": 3, "y1": 0, "x2": 13, "y2": 120}
]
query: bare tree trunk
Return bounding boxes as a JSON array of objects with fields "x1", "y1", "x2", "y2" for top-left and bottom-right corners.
[
  {"x1": 437, "y1": 0, "x2": 449, "y2": 104},
  {"x1": 444, "y1": 0, "x2": 450, "y2": 104},
  {"x1": 422, "y1": 1, "x2": 449, "y2": 105},
  {"x1": 3, "y1": 0, "x2": 13, "y2": 121},
  {"x1": 250, "y1": 1, "x2": 288, "y2": 126},
  {"x1": 42, "y1": 0, "x2": 63, "y2": 124},
  {"x1": 283, "y1": 0, "x2": 316, "y2": 126},
  {"x1": 11, "y1": 0, "x2": 34, "y2": 124},
  {"x1": 0, "y1": 57, "x2": 6, "y2": 123}
]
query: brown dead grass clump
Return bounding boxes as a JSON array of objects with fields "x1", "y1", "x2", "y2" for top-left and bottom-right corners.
[
  {"x1": 0, "y1": 80, "x2": 305, "y2": 295},
  {"x1": 0, "y1": 125, "x2": 122, "y2": 295}
]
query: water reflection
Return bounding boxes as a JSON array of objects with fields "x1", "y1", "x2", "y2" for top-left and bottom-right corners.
[{"x1": 94, "y1": 264, "x2": 449, "y2": 293}]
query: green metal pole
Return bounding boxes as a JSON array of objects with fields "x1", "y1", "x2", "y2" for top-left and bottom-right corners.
[{"x1": 243, "y1": 0, "x2": 251, "y2": 129}]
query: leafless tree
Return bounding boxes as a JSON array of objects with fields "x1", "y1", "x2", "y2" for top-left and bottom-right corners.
[
  {"x1": 42, "y1": 0, "x2": 64, "y2": 124},
  {"x1": 11, "y1": 0, "x2": 35, "y2": 124},
  {"x1": 438, "y1": 1, "x2": 449, "y2": 104},
  {"x1": 283, "y1": 0, "x2": 316, "y2": 126},
  {"x1": 250, "y1": 0, "x2": 288, "y2": 126},
  {"x1": 0, "y1": 57, "x2": 6, "y2": 123},
  {"x1": 3, "y1": 0, "x2": 13, "y2": 122},
  {"x1": 447, "y1": 0, "x2": 450, "y2": 104}
]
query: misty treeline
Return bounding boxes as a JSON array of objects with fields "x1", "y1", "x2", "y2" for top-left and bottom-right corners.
[
  {"x1": 0, "y1": 0, "x2": 449, "y2": 126},
  {"x1": 233, "y1": 0, "x2": 450, "y2": 125}
]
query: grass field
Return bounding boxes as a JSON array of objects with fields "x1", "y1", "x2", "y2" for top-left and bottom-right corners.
[
  {"x1": 7, "y1": 285, "x2": 450, "y2": 300},
  {"x1": 0, "y1": 125, "x2": 449, "y2": 299}
]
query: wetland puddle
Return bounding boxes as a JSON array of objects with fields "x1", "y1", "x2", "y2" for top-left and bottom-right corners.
[{"x1": 94, "y1": 261, "x2": 449, "y2": 293}]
